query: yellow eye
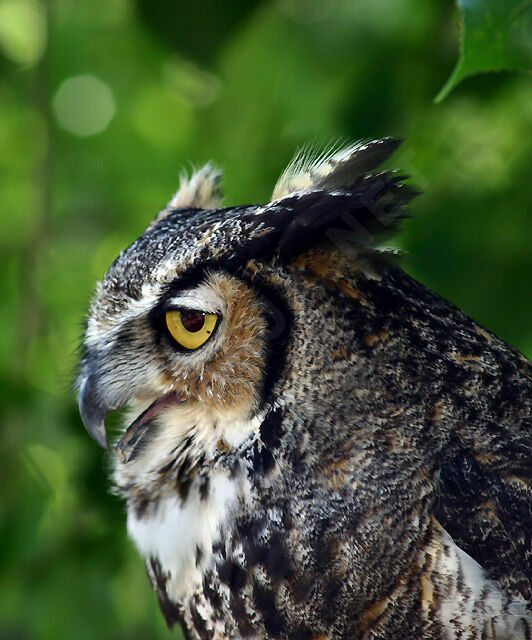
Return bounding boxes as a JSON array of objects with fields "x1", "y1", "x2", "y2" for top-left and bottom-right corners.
[{"x1": 165, "y1": 310, "x2": 218, "y2": 350}]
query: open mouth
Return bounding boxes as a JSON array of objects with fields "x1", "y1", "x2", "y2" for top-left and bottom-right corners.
[{"x1": 116, "y1": 391, "x2": 183, "y2": 464}]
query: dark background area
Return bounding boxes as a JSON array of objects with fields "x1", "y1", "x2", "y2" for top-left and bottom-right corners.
[{"x1": 0, "y1": 0, "x2": 530, "y2": 637}]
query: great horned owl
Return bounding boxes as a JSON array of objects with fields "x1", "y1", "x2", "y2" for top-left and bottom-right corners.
[{"x1": 77, "y1": 139, "x2": 532, "y2": 639}]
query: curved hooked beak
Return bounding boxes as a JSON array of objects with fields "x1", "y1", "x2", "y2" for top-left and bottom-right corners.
[
  {"x1": 78, "y1": 366, "x2": 184, "y2": 460},
  {"x1": 78, "y1": 372, "x2": 118, "y2": 450}
]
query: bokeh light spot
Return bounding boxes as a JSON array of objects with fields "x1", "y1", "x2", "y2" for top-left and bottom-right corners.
[
  {"x1": 53, "y1": 75, "x2": 116, "y2": 137},
  {"x1": 0, "y1": 0, "x2": 46, "y2": 65}
]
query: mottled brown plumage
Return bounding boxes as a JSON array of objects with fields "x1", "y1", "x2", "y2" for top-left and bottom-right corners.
[{"x1": 78, "y1": 139, "x2": 531, "y2": 639}]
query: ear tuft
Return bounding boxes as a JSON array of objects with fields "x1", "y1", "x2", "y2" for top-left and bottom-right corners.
[
  {"x1": 272, "y1": 138, "x2": 402, "y2": 201},
  {"x1": 169, "y1": 162, "x2": 224, "y2": 210},
  {"x1": 152, "y1": 163, "x2": 224, "y2": 227},
  {"x1": 233, "y1": 137, "x2": 419, "y2": 266}
]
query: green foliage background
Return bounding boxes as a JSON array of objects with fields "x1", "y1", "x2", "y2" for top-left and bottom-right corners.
[{"x1": 0, "y1": 0, "x2": 530, "y2": 638}]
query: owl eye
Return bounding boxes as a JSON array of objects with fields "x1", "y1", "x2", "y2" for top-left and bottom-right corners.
[{"x1": 165, "y1": 310, "x2": 218, "y2": 350}]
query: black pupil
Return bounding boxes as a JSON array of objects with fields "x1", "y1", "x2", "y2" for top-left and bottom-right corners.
[{"x1": 181, "y1": 311, "x2": 205, "y2": 333}]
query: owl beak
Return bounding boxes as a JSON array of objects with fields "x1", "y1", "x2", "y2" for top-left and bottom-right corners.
[
  {"x1": 78, "y1": 367, "x2": 184, "y2": 455},
  {"x1": 78, "y1": 372, "x2": 115, "y2": 450}
]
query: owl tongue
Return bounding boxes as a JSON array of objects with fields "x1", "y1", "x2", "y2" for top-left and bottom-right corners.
[{"x1": 116, "y1": 391, "x2": 183, "y2": 464}]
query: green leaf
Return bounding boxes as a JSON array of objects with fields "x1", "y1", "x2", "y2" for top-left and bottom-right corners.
[{"x1": 436, "y1": 0, "x2": 532, "y2": 102}]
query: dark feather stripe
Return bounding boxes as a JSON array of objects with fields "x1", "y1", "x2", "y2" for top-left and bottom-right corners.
[
  {"x1": 314, "y1": 138, "x2": 404, "y2": 190},
  {"x1": 146, "y1": 557, "x2": 182, "y2": 629}
]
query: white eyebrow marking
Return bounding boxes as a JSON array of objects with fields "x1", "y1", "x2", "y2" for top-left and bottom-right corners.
[{"x1": 167, "y1": 281, "x2": 225, "y2": 315}]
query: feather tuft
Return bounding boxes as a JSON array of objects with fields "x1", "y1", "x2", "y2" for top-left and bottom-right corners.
[
  {"x1": 169, "y1": 162, "x2": 224, "y2": 210},
  {"x1": 272, "y1": 138, "x2": 403, "y2": 201},
  {"x1": 153, "y1": 163, "x2": 224, "y2": 227}
]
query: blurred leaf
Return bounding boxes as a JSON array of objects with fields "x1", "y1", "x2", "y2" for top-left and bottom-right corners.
[{"x1": 436, "y1": 0, "x2": 532, "y2": 102}]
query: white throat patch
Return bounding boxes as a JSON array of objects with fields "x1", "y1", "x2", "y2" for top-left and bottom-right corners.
[
  {"x1": 116, "y1": 402, "x2": 263, "y2": 602},
  {"x1": 127, "y1": 469, "x2": 241, "y2": 602}
]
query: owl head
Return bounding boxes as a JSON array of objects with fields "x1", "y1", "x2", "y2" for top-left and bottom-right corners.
[{"x1": 77, "y1": 138, "x2": 417, "y2": 464}]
